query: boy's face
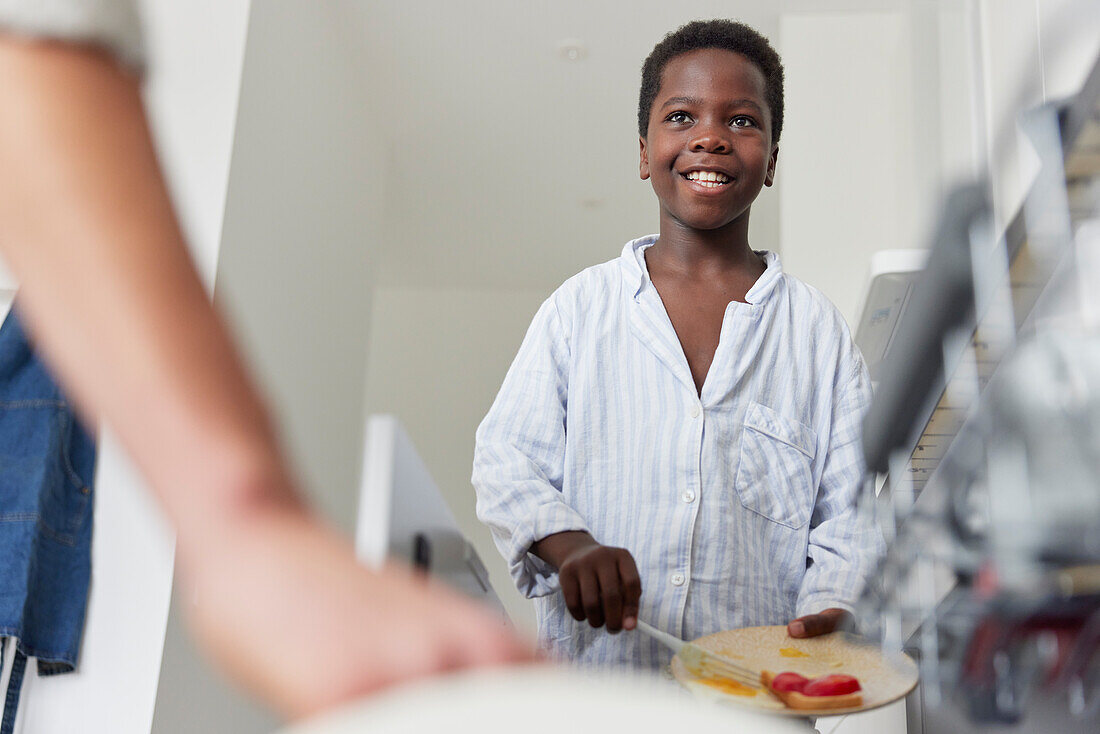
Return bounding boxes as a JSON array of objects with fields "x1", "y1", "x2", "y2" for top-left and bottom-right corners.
[{"x1": 640, "y1": 48, "x2": 778, "y2": 234}]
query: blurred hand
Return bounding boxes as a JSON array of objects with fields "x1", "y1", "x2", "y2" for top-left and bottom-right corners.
[
  {"x1": 533, "y1": 531, "x2": 641, "y2": 633},
  {"x1": 787, "y1": 608, "x2": 853, "y2": 638},
  {"x1": 186, "y1": 508, "x2": 536, "y2": 719}
]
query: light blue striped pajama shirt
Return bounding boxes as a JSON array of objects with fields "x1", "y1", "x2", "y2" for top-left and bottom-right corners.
[{"x1": 473, "y1": 235, "x2": 883, "y2": 671}]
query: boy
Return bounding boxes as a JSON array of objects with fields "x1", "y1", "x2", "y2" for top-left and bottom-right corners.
[{"x1": 473, "y1": 19, "x2": 882, "y2": 671}]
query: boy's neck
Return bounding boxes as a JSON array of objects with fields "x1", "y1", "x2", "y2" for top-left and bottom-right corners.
[{"x1": 648, "y1": 213, "x2": 762, "y2": 278}]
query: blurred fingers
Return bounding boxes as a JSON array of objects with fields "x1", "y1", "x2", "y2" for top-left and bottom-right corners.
[{"x1": 787, "y1": 608, "x2": 852, "y2": 638}]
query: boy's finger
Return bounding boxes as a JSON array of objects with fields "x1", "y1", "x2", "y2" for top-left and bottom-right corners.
[
  {"x1": 618, "y1": 554, "x2": 642, "y2": 630},
  {"x1": 595, "y1": 561, "x2": 624, "y2": 632},
  {"x1": 788, "y1": 609, "x2": 850, "y2": 638},
  {"x1": 560, "y1": 569, "x2": 585, "y2": 621},
  {"x1": 578, "y1": 569, "x2": 605, "y2": 628},
  {"x1": 787, "y1": 617, "x2": 810, "y2": 637}
]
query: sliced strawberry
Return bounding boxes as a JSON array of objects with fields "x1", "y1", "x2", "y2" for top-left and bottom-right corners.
[
  {"x1": 802, "y1": 674, "x2": 862, "y2": 697},
  {"x1": 770, "y1": 672, "x2": 809, "y2": 693}
]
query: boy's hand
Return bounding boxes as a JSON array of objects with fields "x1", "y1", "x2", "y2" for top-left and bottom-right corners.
[
  {"x1": 532, "y1": 531, "x2": 642, "y2": 633},
  {"x1": 787, "y1": 608, "x2": 854, "y2": 638}
]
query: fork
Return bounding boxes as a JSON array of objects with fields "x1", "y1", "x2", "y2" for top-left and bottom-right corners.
[{"x1": 635, "y1": 620, "x2": 761, "y2": 688}]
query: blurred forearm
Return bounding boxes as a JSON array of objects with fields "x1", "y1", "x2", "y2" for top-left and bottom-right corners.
[
  {"x1": 0, "y1": 35, "x2": 537, "y2": 717},
  {"x1": 0, "y1": 36, "x2": 305, "y2": 557}
]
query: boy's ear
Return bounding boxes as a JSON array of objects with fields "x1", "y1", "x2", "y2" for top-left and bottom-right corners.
[
  {"x1": 764, "y1": 144, "x2": 779, "y2": 187},
  {"x1": 639, "y1": 136, "x2": 651, "y2": 180}
]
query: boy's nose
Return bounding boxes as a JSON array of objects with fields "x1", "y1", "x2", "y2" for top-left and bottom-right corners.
[{"x1": 689, "y1": 128, "x2": 731, "y2": 154}]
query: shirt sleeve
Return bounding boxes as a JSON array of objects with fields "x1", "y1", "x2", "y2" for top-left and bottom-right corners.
[
  {"x1": 0, "y1": 0, "x2": 144, "y2": 72},
  {"x1": 472, "y1": 294, "x2": 590, "y2": 599},
  {"x1": 795, "y1": 351, "x2": 885, "y2": 618}
]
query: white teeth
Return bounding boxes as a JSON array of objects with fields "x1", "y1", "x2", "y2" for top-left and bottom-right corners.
[{"x1": 685, "y1": 171, "x2": 730, "y2": 185}]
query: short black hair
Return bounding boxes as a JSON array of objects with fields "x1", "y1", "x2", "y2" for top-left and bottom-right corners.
[{"x1": 638, "y1": 19, "x2": 784, "y2": 144}]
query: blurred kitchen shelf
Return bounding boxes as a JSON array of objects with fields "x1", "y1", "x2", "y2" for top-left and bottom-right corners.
[
  {"x1": 881, "y1": 52, "x2": 1100, "y2": 530},
  {"x1": 864, "y1": 53, "x2": 1100, "y2": 652}
]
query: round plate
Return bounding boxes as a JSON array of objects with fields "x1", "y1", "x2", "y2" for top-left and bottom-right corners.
[
  {"x1": 281, "y1": 667, "x2": 808, "y2": 734},
  {"x1": 670, "y1": 625, "x2": 919, "y2": 717}
]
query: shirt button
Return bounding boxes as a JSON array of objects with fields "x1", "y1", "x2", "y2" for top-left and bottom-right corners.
[
  {"x1": 670, "y1": 572, "x2": 686, "y2": 586},
  {"x1": 690, "y1": 404, "x2": 701, "y2": 419},
  {"x1": 681, "y1": 490, "x2": 696, "y2": 503}
]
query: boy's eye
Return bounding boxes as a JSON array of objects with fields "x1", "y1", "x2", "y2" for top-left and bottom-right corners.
[
  {"x1": 666, "y1": 111, "x2": 693, "y2": 124},
  {"x1": 731, "y1": 116, "x2": 757, "y2": 128}
]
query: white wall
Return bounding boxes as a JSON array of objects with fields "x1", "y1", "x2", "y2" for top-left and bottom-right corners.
[
  {"x1": 11, "y1": 2, "x2": 251, "y2": 733},
  {"x1": 977, "y1": 0, "x2": 1100, "y2": 233},
  {"x1": 778, "y1": 11, "x2": 927, "y2": 328},
  {"x1": 151, "y1": 1, "x2": 386, "y2": 732},
  {"x1": 363, "y1": 286, "x2": 550, "y2": 634},
  {"x1": 777, "y1": 10, "x2": 933, "y2": 734}
]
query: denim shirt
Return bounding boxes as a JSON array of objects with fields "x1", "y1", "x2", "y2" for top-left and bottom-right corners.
[{"x1": 0, "y1": 307, "x2": 96, "y2": 733}]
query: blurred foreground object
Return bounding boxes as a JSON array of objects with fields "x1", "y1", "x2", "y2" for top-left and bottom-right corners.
[
  {"x1": 855, "y1": 49, "x2": 1100, "y2": 733},
  {"x1": 280, "y1": 667, "x2": 810, "y2": 734},
  {"x1": 0, "y1": 17, "x2": 531, "y2": 724}
]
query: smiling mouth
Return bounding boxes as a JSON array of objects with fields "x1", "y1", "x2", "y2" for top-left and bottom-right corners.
[{"x1": 682, "y1": 171, "x2": 731, "y2": 188}]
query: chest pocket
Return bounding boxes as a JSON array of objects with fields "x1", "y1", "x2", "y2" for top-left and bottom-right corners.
[{"x1": 735, "y1": 402, "x2": 817, "y2": 529}]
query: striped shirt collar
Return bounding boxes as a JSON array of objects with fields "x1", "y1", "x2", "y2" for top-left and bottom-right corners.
[{"x1": 622, "y1": 235, "x2": 783, "y2": 305}]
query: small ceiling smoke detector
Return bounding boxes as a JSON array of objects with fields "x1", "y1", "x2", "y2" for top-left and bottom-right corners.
[{"x1": 557, "y1": 39, "x2": 588, "y2": 62}]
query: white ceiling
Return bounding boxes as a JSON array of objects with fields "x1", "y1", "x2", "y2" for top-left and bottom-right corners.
[{"x1": 331, "y1": 0, "x2": 917, "y2": 291}]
